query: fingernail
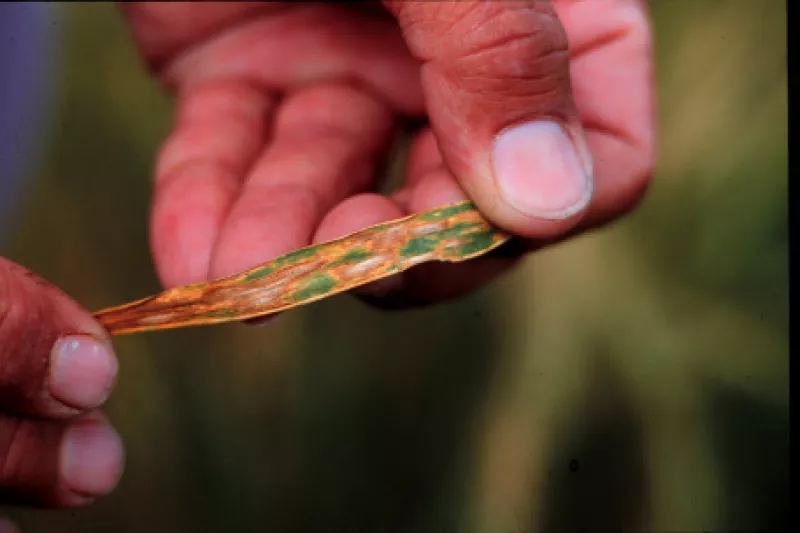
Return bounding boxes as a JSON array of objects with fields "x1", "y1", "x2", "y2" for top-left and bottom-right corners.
[
  {"x1": 61, "y1": 422, "x2": 124, "y2": 498},
  {"x1": 50, "y1": 336, "x2": 118, "y2": 409},
  {"x1": 493, "y1": 121, "x2": 593, "y2": 219}
]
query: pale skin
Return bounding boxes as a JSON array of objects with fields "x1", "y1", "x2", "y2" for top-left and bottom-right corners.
[{"x1": 0, "y1": 0, "x2": 654, "y2": 521}]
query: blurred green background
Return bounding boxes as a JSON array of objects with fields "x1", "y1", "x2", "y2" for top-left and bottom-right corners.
[{"x1": 1, "y1": 2, "x2": 788, "y2": 532}]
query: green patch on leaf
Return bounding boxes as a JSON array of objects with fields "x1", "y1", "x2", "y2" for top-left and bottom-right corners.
[
  {"x1": 399, "y1": 236, "x2": 439, "y2": 257},
  {"x1": 454, "y1": 230, "x2": 498, "y2": 257},
  {"x1": 242, "y1": 265, "x2": 278, "y2": 282},
  {"x1": 241, "y1": 246, "x2": 321, "y2": 282},
  {"x1": 291, "y1": 273, "x2": 338, "y2": 302},
  {"x1": 435, "y1": 221, "x2": 485, "y2": 240},
  {"x1": 418, "y1": 201, "x2": 474, "y2": 221},
  {"x1": 328, "y1": 247, "x2": 372, "y2": 267},
  {"x1": 399, "y1": 221, "x2": 488, "y2": 258},
  {"x1": 275, "y1": 246, "x2": 319, "y2": 266}
]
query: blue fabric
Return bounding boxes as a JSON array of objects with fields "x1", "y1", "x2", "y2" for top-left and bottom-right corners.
[{"x1": 0, "y1": 2, "x2": 57, "y2": 241}]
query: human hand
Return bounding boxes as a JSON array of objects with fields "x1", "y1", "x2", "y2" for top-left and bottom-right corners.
[
  {"x1": 0, "y1": 258, "x2": 122, "y2": 509},
  {"x1": 122, "y1": 1, "x2": 654, "y2": 305}
]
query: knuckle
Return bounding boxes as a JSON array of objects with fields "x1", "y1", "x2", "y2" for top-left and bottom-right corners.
[
  {"x1": 444, "y1": 3, "x2": 568, "y2": 72},
  {"x1": 175, "y1": 80, "x2": 268, "y2": 126},
  {"x1": 154, "y1": 129, "x2": 249, "y2": 183},
  {"x1": 401, "y1": 1, "x2": 570, "y2": 73},
  {"x1": 424, "y1": 3, "x2": 573, "y2": 119},
  {"x1": 0, "y1": 261, "x2": 56, "y2": 412},
  {"x1": 275, "y1": 83, "x2": 390, "y2": 140},
  {"x1": 0, "y1": 270, "x2": 37, "y2": 391},
  {"x1": 455, "y1": 4, "x2": 566, "y2": 61}
]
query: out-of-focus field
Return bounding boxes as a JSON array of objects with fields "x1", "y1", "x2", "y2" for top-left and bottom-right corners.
[{"x1": 2, "y1": 2, "x2": 787, "y2": 532}]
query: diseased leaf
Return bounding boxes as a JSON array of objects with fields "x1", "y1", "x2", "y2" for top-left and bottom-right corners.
[{"x1": 94, "y1": 201, "x2": 511, "y2": 335}]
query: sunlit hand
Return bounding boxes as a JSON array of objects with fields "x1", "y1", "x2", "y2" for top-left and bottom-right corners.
[
  {"x1": 0, "y1": 258, "x2": 123, "y2": 509},
  {"x1": 123, "y1": 1, "x2": 654, "y2": 304}
]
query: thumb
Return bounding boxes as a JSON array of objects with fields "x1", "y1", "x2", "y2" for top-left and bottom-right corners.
[
  {"x1": 0, "y1": 258, "x2": 118, "y2": 418},
  {"x1": 386, "y1": 1, "x2": 592, "y2": 237}
]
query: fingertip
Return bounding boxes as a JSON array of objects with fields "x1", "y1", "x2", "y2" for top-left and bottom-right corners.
[
  {"x1": 314, "y1": 194, "x2": 408, "y2": 298},
  {"x1": 59, "y1": 418, "x2": 125, "y2": 503},
  {"x1": 0, "y1": 411, "x2": 122, "y2": 508},
  {"x1": 483, "y1": 119, "x2": 593, "y2": 237},
  {"x1": 0, "y1": 259, "x2": 116, "y2": 419},
  {"x1": 405, "y1": 128, "x2": 443, "y2": 188},
  {"x1": 313, "y1": 193, "x2": 406, "y2": 244},
  {"x1": 404, "y1": 167, "x2": 469, "y2": 214},
  {"x1": 48, "y1": 335, "x2": 118, "y2": 412},
  {"x1": 207, "y1": 185, "x2": 321, "y2": 280},
  {"x1": 437, "y1": 119, "x2": 595, "y2": 241},
  {"x1": 150, "y1": 158, "x2": 244, "y2": 289}
]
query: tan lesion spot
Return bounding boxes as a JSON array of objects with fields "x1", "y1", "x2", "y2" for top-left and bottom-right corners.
[
  {"x1": 411, "y1": 223, "x2": 446, "y2": 236},
  {"x1": 343, "y1": 256, "x2": 390, "y2": 279}
]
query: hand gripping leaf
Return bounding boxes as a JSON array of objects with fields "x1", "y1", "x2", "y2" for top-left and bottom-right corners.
[{"x1": 93, "y1": 201, "x2": 511, "y2": 335}]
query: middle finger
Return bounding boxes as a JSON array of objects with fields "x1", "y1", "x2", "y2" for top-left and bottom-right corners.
[{"x1": 207, "y1": 82, "x2": 396, "y2": 280}]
